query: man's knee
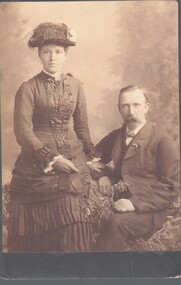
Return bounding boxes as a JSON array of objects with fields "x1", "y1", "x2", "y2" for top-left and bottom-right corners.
[
  {"x1": 103, "y1": 213, "x2": 131, "y2": 235},
  {"x1": 94, "y1": 213, "x2": 133, "y2": 251},
  {"x1": 104, "y1": 211, "x2": 152, "y2": 236}
]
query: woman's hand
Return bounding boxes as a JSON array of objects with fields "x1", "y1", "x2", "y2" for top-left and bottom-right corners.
[
  {"x1": 87, "y1": 161, "x2": 106, "y2": 173},
  {"x1": 53, "y1": 157, "x2": 79, "y2": 174},
  {"x1": 98, "y1": 176, "x2": 112, "y2": 196}
]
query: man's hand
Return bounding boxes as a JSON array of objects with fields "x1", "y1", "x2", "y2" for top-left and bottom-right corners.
[
  {"x1": 53, "y1": 157, "x2": 79, "y2": 174},
  {"x1": 98, "y1": 176, "x2": 112, "y2": 196},
  {"x1": 114, "y1": 199, "x2": 135, "y2": 213}
]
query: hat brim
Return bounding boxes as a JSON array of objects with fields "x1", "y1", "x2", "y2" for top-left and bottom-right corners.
[
  {"x1": 29, "y1": 39, "x2": 76, "y2": 48},
  {"x1": 44, "y1": 39, "x2": 76, "y2": 47}
]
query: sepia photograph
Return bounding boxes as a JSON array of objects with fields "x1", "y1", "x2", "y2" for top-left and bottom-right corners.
[{"x1": 0, "y1": 0, "x2": 180, "y2": 279}]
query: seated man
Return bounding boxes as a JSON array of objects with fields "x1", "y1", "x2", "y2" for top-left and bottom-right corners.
[{"x1": 92, "y1": 85, "x2": 180, "y2": 251}]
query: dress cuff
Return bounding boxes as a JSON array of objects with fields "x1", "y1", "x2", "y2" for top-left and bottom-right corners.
[
  {"x1": 87, "y1": 157, "x2": 101, "y2": 165},
  {"x1": 35, "y1": 144, "x2": 58, "y2": 165},
  {"x1": 44, "y1": 155, "x2": 63, "y2": 173}
]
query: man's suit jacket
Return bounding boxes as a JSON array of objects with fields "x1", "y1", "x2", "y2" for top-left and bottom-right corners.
[{"x1": 95, "y1": 120, "x2": 179, "y2": 213}]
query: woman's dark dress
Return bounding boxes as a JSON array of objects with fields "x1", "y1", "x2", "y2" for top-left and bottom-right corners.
[{"x1": 8, "y1": 71, "x2": 95, "y2": 252}]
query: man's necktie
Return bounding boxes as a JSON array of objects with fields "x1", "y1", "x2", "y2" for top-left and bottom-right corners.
[
  {"x1": 126, "y1": 130, "x2": 135, "y2": 138},
  {"x1": 125, "y1": 130, "x2": 135, "y2": 145}
]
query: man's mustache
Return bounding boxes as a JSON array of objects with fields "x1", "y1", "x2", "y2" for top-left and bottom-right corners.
[{"x1": 126, "y1": 116, "x2": 137, "y2": 122}]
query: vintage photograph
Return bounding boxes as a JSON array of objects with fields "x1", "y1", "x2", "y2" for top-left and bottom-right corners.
[{"x1": 1, "y1": 0, "x2": 180, "y2": 257}]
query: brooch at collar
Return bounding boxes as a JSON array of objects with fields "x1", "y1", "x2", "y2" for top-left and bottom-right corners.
[{"x1": 131, "y1": 143, "x2": 140, "y2": 151}]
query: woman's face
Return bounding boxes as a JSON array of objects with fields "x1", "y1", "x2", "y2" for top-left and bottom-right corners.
[{"x1": 39, "y1": 44, "x2": 67, "y2": 74}]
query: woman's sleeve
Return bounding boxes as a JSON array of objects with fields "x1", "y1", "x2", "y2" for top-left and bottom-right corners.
[
  {"x1": 73, "y1": 82, "x2": 99, "y2": 159},
  {"x1": 14, "y1": 82, "x2": 58, "y2": 165}
]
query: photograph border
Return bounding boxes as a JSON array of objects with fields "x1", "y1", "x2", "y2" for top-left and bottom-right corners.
[{"x1": 0, "y1": 0, "x2": 181, "y2": 281}]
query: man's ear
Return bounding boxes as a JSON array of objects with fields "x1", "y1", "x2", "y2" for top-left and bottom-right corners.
[{"x1": 145, "y1": 103, "x2": 150, "y2": 113}]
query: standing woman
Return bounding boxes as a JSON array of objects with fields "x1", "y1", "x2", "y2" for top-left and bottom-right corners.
[{"x1": 8, "y1": 22, "x2": 98, "y2": 252}]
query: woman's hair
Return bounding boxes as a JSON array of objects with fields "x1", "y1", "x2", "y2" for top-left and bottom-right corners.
[{"x1": 38, "y1": 42, "x2": 69, "y2": 54}]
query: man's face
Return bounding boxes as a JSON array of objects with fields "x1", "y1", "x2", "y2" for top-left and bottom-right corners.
[
  {"x1": 118, "y1": 89, "x2": 150, "y2": 128},
  {"x1": 39, "y1": 44, "x2": 67, "y2": 74}
]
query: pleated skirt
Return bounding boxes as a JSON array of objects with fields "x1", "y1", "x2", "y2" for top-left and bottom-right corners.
[{"x1": 8, "y1": 190, "x2": 93, "y2": 252}]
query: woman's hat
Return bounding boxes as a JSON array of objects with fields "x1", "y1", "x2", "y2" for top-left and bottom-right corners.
[{"x1": 28, "y1": 22, "x2": 76, "y2": 48}]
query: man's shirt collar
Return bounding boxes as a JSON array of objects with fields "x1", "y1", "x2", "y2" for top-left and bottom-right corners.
[{"x1": 126, "y1": 119, "x2": 147, "y2": 136}]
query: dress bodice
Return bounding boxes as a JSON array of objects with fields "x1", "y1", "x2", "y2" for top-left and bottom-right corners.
[
  {"x1": 14, "y1": 71, "x2": 97, "y2": 163},
  {"x1": 41, "y1": 72, "x2": 75, "y2": 158}
]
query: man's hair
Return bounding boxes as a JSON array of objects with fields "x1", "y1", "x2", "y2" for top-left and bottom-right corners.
[{"x1": 118, "y1": 85, "x2": 149, "y2": 104}]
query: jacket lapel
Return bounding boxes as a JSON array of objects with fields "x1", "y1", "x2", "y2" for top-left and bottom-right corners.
[
  {"x1": 124, "y1": 134, "x2": 142, "y2": 159},
  {"x1": 124, "y1": 120, "x2": 153, "y2": 160}
]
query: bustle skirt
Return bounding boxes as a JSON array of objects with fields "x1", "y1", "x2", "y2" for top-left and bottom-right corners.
[{"x1": 7, "y1": 174, "x2": 93, "y2": 252}]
